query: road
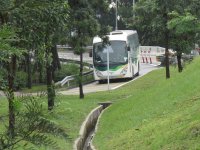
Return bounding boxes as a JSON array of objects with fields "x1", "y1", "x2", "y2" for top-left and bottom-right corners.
[
  {"x1": 58, "y1": 50, "x2": 93, "y2": 64},
  {"x1": 59, "y1": 63, "x2": 159, "y2": 95},
  {"x1": 0, "y1": 51, "x2": 160, "y2": 97}
]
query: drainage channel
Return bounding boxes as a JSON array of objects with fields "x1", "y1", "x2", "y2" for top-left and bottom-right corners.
[
  {"x1": 74, "y1": 102, "x2": 112, "y2": 150},
  {"x1": 83, "y1": 128, "x2": 95, "y2": 150}
]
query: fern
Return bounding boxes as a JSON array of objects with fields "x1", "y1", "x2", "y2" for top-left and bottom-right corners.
[{"x1": 0, "y1": 96, "x2": 68, "y2": 149}]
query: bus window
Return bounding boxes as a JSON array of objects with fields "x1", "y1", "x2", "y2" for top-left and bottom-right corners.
[{"x1": 93, "y1": 41, "x2": 127, "y2": 65}]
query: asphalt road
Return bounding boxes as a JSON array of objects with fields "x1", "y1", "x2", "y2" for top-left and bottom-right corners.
[
  {"x1": 59, "y1": 63, "x2": 160, "y2": 95},
  {"x1": 0, "y1": 50, "x2": 160, "y2": 97},
  {"x1": 58, "y1": 51, "x2": 93, "y2": 64}
]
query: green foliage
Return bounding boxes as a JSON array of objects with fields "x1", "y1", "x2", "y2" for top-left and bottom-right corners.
[
  {"x1": 168, "y1": 11, "x2": 200, "y2": 54},
  {"x1": 14, "y1": 71, "x2": 27, "y2": 90},
  {"x1": 54, "y1": 64, "x2": 79, "y2": 82},
  {"x1": 168, "y1": 11, "x2": 199, "y2": 35},
  {"x1": 133, "y1": 0, "x2": 162, "y2": 45},
  {"x1": 0, "y1": 25, "x2": 24, "y2": 62},
  {"x1": 68, "y1": 0, "x2": 104, "y2": 98},
  {"x1": 0, "y1": 69, "x2": 28, "y2": 90},
  {"x1": 0, "y1": 67, "x2": 7, "y2": 89},
  {"x1": 0, "y1": 96, "x2": 68, "y2": 149},
  {"x1": 133, "y1": 0, "x2": 200, "y2": 47},
  {"x1": 68, "y1": 0, "x2": 101, "y2": 52}
]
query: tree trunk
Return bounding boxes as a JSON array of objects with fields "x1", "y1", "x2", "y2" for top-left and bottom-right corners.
[
  {"x1": 7, "y1": 56, "x2": 17, "y2": 138},
  {"x1": 52, "y1": 45, "x2": 61, "y2": 70},
  {"x1": 46, "y1": 50, "x2": 55, "y2": 110},
  {"x1": 163, "y1": 6, "x2": 170, "y2": 79},
  {"x1": 8, "y1": 92, "x2": 15, "y2": 138},
  {"x1": 79, "y1": 52, "x2": 84, "y2": 99},
  {"x1": 26, "y1": 52, "x2": 32, "y2": 89},
  {"x1": 51, "y1": 45, "x2": 61, "y2": 81},
  {"x1": 165, "y1": 35, "x2": 170, "y2": 79},
  {"x1": 177, "y1": 52, "x2": 183, "y2": 72},
  {"x1": 39, "y1": 63, "x2": 43, "y2": 83}
]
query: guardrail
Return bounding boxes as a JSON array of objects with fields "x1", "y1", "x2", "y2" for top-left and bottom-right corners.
[
  {"x1": 55, "y1": 70, "x2": 94, "y2": 87},
  {"x1": 56, "y1": 57, "x2": 94, "y2": 87}
]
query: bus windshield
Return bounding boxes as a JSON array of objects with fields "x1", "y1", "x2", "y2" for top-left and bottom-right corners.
[{"x1": 93, "y1": 41, "x2": 128, "y2": 65}]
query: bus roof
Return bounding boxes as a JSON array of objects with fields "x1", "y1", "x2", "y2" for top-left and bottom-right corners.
[{"x1": 93, "y1": 30, "x2": 137, "y2": 44}]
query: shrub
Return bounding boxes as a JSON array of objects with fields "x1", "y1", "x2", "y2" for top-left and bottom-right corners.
[
  {"x1": 14, "y1": 71, "x2": 27, "y2": 90},
  {"x1": 0, "y1": 67, "x2": 7, "y2": 90},
  {"x1": 54, "y1": 63, "x2": 79, "y2": 82}
]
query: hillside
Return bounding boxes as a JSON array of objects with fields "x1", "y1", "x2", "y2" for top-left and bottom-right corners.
[
  {"x1": 1, "y1": 58, "x2": 200, "y2": 149},
  {"x1": 93, "y1": 57, "x2": 200, "y2": 150}
]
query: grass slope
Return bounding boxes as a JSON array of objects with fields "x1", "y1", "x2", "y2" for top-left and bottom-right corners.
[
  {"x1": 1, "y1": 57, "x2": 200, "y2": 149},
  {"x1": 93, "y1": 57, "x2": 200, "y2": 150}
]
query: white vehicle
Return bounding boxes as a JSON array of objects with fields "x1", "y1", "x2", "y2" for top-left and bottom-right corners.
[{"x1": 92, "y1": 30, "x2": 140, "y2": 83}]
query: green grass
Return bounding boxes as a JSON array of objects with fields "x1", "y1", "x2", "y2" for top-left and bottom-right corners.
[
  {"x1": 21, "y1": 84, "x2": 47, "y2": 93},
  {"x1": 93, "y1": 57, "x2": 200, "y2": 150},
  {"x1": 21, "y1": 72, "x2": 94, "y2": 93},
  {"x1": 0, "y1": 90, "x2": 119, "y2": 149},
  {"x1": 1, "y1": 57, "x2": 200, "y2": 149}
]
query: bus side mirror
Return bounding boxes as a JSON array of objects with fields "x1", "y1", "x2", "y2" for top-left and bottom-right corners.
[{"x1": 127, "y1": 46, "x2": 130, "y2": 51}]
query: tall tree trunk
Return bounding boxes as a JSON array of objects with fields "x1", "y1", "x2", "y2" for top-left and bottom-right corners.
[
  {"x1": 26, "y1": 52, "x2": 32, "y2": 89},
  {"x1": 52, "y1": 45, "x2": 61, "y2": 70},
  {"x1": 51, "y1": 45, "x2": 61, "y2": 81},
  {"x1": 7, "y1": 56, "x2": 17, "y2": 138},
  {"x1": 163, "y1": 6, "x2": 170, "y2": 79},
  {"x1": 46, "y1": 50, "x2": 55, "y2": 110},
  {"x1": 79, "y1": 52, "x2": 84, "y2": 99},
  {"x1": 165, "y1": 33, "x2": 170, "y2": 79},
  {"x1": 39, "y1": 63, "x2": 43, "y2": 83},
  {"x1": 177, "y1": 52, "x2": 183, "y2": 72}
]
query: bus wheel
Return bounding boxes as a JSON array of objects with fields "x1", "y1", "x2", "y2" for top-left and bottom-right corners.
[
  {"x1": 136, "y1": 63, "x2": 140, "y2": 76},
  {"x1": 136, "y1": 71, "x2": 139, "y2": 76}
]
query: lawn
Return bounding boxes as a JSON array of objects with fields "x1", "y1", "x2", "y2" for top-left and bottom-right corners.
[
  {"x1": 0, "y1": 86, "x2": 123, "y2": 149},
  {"x1": 93, "y1": 57, "x2": 200, "y2": 150},
  {"x1": 1, "y1": 57, "x2": 200, "y2": 149}
]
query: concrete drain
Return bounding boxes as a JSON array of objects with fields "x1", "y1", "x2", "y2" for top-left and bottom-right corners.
[{"x1": 74, "y1": 102, "x2": 112, "y2": 150}]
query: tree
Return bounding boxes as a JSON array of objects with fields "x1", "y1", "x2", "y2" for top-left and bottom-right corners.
[
  {"x1": 168, "y1": 11, "x2": 200, "y2": 72},
  {"x1": 0, "y1": 1, "x2": 69, "y2": 145},
  {"x1": 0, "y1": 96, "x2": 68, "y2": 149},
  {"x1": 0, "y1": 25, "x2": 24, "y2": 138},
  {"x1": 188, "y1": 0, "x2": 200, "y2": 47},
  {"x1": 1, "y1": 0, "x2": 69, "y2": 109},
  {"x1": 10, "y1": 0, "x2": 68, "y2": 110},
  {"x1": 133, "y1": 0, "x2": 198, "y2": 78},
  {"x1": 133, "y1": 0, "x2": 172, "y2": 78},
  {"x1": 40, "y1": 1, "x2": 68, "y2": 109},
  {"x1": 68, "y1": 0, "x2": 101, "y2": 99}
]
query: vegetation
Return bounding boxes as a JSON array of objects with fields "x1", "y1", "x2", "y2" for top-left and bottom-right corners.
[
  {"x1": 1, "y1": 57, "x2": 200, "y2": 149},
  {"x1": 168, "y1": 11, "x2": 200, "y2": 72},
  {"x1": 0, "y1": 0, "x2": 199, "y2": 149},
  {"x1": 133, "y1": 0, "x2": 200, "y2": 76},
  {"x1": 68, "y1": 0, "x2": 109, "y2": 99},
  {"x1": 93, "y1": 57, "x2": 200, "y2": 149},
  {"x1": 0, "y1": 96, "x2": 68, "y2": 149},
  {"x1": 0, "y1": 25, "x2": 25, "y2": 138}
]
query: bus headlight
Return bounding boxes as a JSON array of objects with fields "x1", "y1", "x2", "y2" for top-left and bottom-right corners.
[
  {"x1": 95, "y1": 70, "x2": 103, "y2": 77},
  {"x1": 120, "y1": 67, "x2": 128, "y2": 75}
]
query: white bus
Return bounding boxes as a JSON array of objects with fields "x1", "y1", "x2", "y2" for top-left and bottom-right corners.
[{"x1": 92, "y1": 30, "x2": 140, "y2": 83}]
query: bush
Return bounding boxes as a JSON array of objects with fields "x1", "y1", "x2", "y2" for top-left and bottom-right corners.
[
  {"x1": 14, "y1": 71, "x2": 27, "y2": 90},
  {"x1": 0, "y1": 68, "x2": 7, "y2": 90},
  {"x1": 54, "y1": 63, "x2": 79, "y2": 82}
]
